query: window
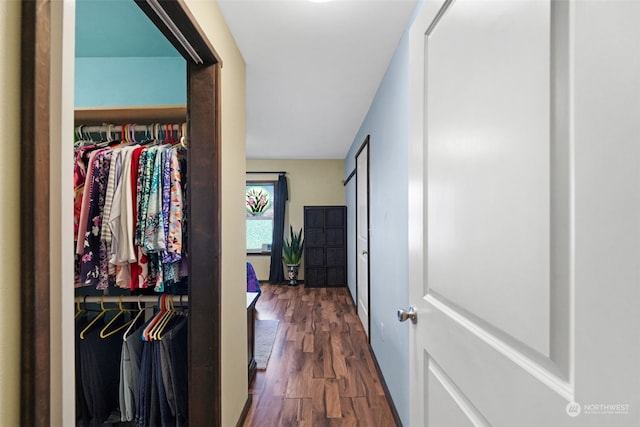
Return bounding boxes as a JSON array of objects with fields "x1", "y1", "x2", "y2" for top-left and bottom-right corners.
[{"x1": 246, "y1": 181, "x2": 275, "y2": 254}]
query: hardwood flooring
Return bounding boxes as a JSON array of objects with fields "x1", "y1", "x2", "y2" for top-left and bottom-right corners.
[{"x1": 243, "y1": 283, "x2": 397, "y2": 427}]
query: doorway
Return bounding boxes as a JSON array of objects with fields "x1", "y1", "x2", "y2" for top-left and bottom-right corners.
[
  {"x1": 20, "y1": 1, "x2": 223, "y2": 425},
  {"x1": 356, "y1": 136, "x2": 370, "y2": 337}
]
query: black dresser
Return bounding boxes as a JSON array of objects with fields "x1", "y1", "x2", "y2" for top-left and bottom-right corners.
[{"x1": 304, "y1": 206, "x2": 347, "y2": 287}]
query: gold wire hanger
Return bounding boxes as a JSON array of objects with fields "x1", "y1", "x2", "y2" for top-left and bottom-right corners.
[
  {"x1": 79, "y1": 296, "x2": 117, "y2": 340},
  {"x1": 74, "y1": 297, "x2": 85, "y2": 320},
  {"x1": 99, "y1": 295, "x2": 138, "y2": 339}
]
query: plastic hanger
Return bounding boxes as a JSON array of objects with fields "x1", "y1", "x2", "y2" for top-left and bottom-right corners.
[
  {"x1": 153, "y1": 123, "x2": 161, "y2": 144},
  {"x1": 129, "y1": 123, "x2": 138, "y2": 144},
  {"x1": 74, "y1": 126, "x2": 83, "y2": 149},
  {"x1": 141, "y1": 123, "x2": 159, "y2": 146},
  {"x1": 99, "y1": 296, "x2": 137, "y2": 339},
  {"x1": 178, "y1": 123, "x2": 188, "y2": 148},
  {"x1": 143, "y1": 124, "x2": 152, "y2": 144},
  {"x1": 142, "y1": 295, "x2": 167, "y2": 341},
  {"x1": 167, "y1": 123, "x2": 175, "y2": 144},
  {"x1": 96, "y1": 123, "x2": 116, "y2": 147},
  {"x1": 148, "y1": 295, "x2": 172, "y2": 341},
  {"x1": 106, "y1": 124, "x2": 113, "y2": 143},
  {"x1": 160, "y1": 123, "x2": 167, "y2": 143},
  {"x1": 123, "y1": 295, "x2": 150, "y2": 341},
  {"x1": 74, "y1": 125, "x2": 94, "y2": 149},
  {"x1": 152, "y1": 296, "x2": 177, "y2": 340}
]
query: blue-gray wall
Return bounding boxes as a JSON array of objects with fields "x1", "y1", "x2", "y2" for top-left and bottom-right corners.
[
  {"x1": 345, "y1": 31, "x2": 410, "y2": 425},
  {"x1": 75, "y1": 57, "x2": 186, "y2": 107}
]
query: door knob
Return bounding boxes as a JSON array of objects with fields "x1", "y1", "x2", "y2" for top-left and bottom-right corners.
[
  {"x1": 362, "y1": 250, "x2": 368, "y2": 255},
  {"x1": 397, "y1": 306, "x2": 417, "y2": 324}
]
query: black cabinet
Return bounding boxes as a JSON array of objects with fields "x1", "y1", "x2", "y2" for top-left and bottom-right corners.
[{"x1": 304, "y1": 206, "x2": 347, "y2": 287}]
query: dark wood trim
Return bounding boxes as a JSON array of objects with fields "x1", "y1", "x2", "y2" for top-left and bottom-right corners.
[
  {"x1": 253, "y1": 279, "x2": 308, "y2": 285},
  {"x1": 135, "y1": 0, "x2": 222, "y2": 66},
  {"x1": 247, "y1": 252, "x2": 272, "y2": 257},
  {"x1": 367, "y1": 345, "x2": 403, "y2": 427},
  {"x1": 20, "y1": 0, "x2": 51, "y2": 425},
  {"x1": 344, "y1": 135, "x2": 369, "y2": 186},
  {"x1": 187, "y1": 62, "x2": 222, "y2": 427},
  {"x1": 246, "y1": 179, "x2": 277, "y2": 185},
  {"x1": 355, "y1": 135, "x2": 370, "y2": 158},
  {"x1": 246, "y1": 171, "x2": 287, "y2": 175},
  {"x1": 235, "y1": 395, "x2": 253, "y2": 427},
  {"x1": 343, "y1": 168, "x2": 356, "y2": 186}
]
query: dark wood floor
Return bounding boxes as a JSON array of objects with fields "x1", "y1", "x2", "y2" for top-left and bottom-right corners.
[{"x1": 242, "y1": 283, "x2": 397, "y2": 427}]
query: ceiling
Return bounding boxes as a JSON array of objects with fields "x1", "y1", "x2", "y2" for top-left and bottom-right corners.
[
  {"x1": 76, "y1": 0, "x2": 417, "y2": 159},
  {"x1": 218, "y1": 0, "x2": 417, "y2": 159}
]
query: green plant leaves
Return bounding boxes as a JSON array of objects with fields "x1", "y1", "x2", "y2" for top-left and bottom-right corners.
[{"x1": 282, "y1": 226, "x2": 304, "y2": 265}]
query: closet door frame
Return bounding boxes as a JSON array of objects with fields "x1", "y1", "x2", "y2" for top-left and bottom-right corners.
[{"x1": 20, "y1": 1, "x2": 224, "y2": 426}]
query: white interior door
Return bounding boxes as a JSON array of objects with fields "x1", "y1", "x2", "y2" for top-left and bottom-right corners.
[
  {"x1": 356, "y1": 142, "x2": 369, "y2": 336},
  {"x1": 408, "y1": 0, "x2": 640, "y2": 426}
]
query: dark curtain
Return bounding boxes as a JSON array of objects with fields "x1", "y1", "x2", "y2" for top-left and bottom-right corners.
[{"x1": 269, "y1": 174, "x2": 288, "y2": 283}]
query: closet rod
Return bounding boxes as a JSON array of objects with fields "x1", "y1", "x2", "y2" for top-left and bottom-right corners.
[
  {"x1": 75, "y1": 295, "x2": 188, "y2": 304},
  {"x1": 77, "y1": 123, "x2": 186, "y2": 134}
]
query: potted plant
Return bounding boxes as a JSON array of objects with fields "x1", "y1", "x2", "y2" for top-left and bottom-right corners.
[{"x1": 282, "y1": 226, "x2": 304, "y2": 286}]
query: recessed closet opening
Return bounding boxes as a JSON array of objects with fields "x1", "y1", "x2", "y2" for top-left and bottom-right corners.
[{"x1": 21, "y1": 1, "x2": 223, "y2": 425}]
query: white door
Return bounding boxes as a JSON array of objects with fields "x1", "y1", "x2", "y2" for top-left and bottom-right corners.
[
  {"x1": 408, "y1": 1, "x2": 640, "y2": 426},
  {"x1": 357, "y1": 142, "x2": 369, "y2": 336}
]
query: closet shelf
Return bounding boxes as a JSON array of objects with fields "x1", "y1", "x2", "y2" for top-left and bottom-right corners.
[
  {"x1": 75, "y1": 105, "x2": 187, "y2": 125},
  {"x1": 75, "y1": 295, "x2": 188, "y2": 304}
]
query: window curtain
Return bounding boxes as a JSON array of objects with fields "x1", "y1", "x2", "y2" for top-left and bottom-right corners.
[{"x1": 269, "y1": 174, "x2": 288, "y2": 283}]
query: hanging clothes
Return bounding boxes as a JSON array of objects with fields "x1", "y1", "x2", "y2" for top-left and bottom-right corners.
[
  {"x1": 75, "y1": 298, "x2": 188, "y2": 427},
  {"x1": 76, "y1": 314, "x2": 124, "y2": 427},
  {"x1": 120, "y1": 323, "x2": 144, "y2": 423},
  {"x1": 73, "y1": 128, "x2": 188, "y2": 291},
  {"x1": 79, "y1": 149, "x2": 113, "y2": 289},
  {"x1": 135, "y1": 314, "x2": 188, "y2": 427}
]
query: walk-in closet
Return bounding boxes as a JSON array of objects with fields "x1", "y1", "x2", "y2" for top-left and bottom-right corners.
[
  {"x1": 73, "y1": 113, "x2": 190, "y2": 426},
  {"x1": 21, "y1": 1, "x2": 226, "y2": 426}
]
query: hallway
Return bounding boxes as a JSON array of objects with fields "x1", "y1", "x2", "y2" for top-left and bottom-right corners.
[{"x1": 243, "y1": 284, "x2": 397, "y2": 426}]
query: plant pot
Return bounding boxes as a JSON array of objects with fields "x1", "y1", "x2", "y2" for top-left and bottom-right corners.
[{"x1": 286, "y1": 263, "x2": 300, "y2": 286}]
